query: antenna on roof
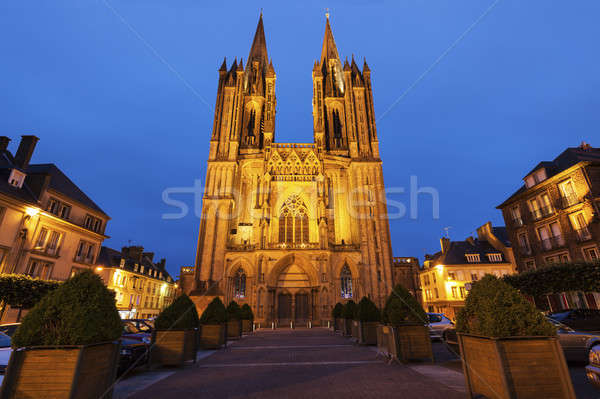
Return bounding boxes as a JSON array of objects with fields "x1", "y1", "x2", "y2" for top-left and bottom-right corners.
[
  {"x1": 325, "y1": 7, "x2": 330, "y2": 19},
  {"x1": 443, "y1": 226, "x2": 452, "y2": 238}
]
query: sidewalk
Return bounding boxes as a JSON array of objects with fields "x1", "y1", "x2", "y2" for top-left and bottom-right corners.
[{"x1": 124, "y1": 328, "x2": 466, "y2": 399}]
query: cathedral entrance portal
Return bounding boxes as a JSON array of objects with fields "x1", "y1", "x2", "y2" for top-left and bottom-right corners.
[
  {"x1": 277, "y1": 294, "x2": 292, "y2": 324},
  {"x1": 295, "y1": 293, "x2": 309, "y2": 325},
  {"x1": 273, "y1": 262, "x2": 315, "y2": 327}
]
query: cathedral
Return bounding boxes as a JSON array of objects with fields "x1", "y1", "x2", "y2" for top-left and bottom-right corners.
[{"x1": 188, "y1": 14, "x2": 398, "y2": 326}]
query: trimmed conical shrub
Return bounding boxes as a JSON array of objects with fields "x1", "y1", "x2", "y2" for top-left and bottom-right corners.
[
  {"x1": 12, "y1": 270, "x2": 121, "y2": 347},
  {"x1": 342, "y1": 300, "x2": 357, "y2": 320},
  {"x1": 456, "y1": 275, "x2": 555, "y2": 337},
  {"x1": 226, "y1": 301, "x2": 242, "y2": 320},
  {"x1": 331, "y1": 302, "x2": 344, "y2": 319},
  {"x1": 384, "y1": 284, "x2": 427, "y2": 326},
  {"x1": 240, "y1": 303, "x2": 254, "y2": 321},
  {"x1": 200, "y1": 297, "x2": 228, "y2": 324},
  {"x1": 357, "y1": 296, "x2": 381, "y2": 322},
  {"x1": 155, "y1": 294, "x2": 199, "y2": 330}
]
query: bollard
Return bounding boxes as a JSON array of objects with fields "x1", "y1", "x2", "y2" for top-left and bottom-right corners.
[
  {"x1": 327, "y1": 320, "x2": 330, "y2": 329},
  {"x1": 309, "y1": 321, "x2": 312, "y2": 329},
  {"x1": 271, "y1": 322, "x2": 274, "y2": 330}
]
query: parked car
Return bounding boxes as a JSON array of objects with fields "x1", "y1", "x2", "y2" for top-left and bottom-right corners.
[
  {"x1": 0, "y1": 323, "x2": 20, "y2": 337},
  {"x1": 427, "y1": 313, "x2": 454, "y2": 340},
  {"x1": 122, "y1": 321, "x2": 151, "y2": 344},
  {"x1": 443, "y1": 318, "x2": 600, "y2": 362},
  {"x1": 124, "y1": 319, "x2": 154, "y2": 333},
  {"x1": 118, "y1": 337, "x2": 149, "y2": 376},
  {"x1": 586, "y1": 345, "x2": 600, "y2": 388},
  {"x1": 548, "y1": 309, "x2": 600, "y2": 332},
  {"x1": 0, "y1": 332, "x2": 12, "y2": 374}
]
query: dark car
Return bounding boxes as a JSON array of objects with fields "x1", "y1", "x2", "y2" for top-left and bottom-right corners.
[
  {"x1": 0, "y1": 323, "x2": 20, "y2": 337},
  {"x1": 0, "y1": 332, "x2": 12, "y2": 374},
  {"x1": 548, "y1": 309, "x2": 600, "y2": 332},
  {"x1": 124, "y1": 319, "x2": 154, "y2": 333},
  {"x1": 118, "y1": 337, "x2": 149, "y2": 376},
  {"x1": 122, "y1": 320, "x2": 152, "y2": 344}
]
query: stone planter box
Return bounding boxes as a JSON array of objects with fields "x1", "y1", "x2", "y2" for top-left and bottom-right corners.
[
  {"x1": 343, "y1": 318, "x2": 353, "y2": 336},
  {"x1": 357, "y1": 321, "x2": 378, "y2": 345},
  {"x1": 242, "y1": 319, "x2": 253, "y2": 334},
  {"x1": 151, "y1": 329, "x2": 197, "y2": 367},
  {"x1": 0, "y1": 341, "x2": 120, "y2": 399},
  {"x1": 376, "y1": 324, "x2": 391, "y2": 357},
  {"x1": 200, "y1": 324, "x2": 226, "y2": 349},
  {"x1": 333, "y1": 318, "x2": 344, "y2": 332},
  {"x1": 351, "y1": 320, "x2": 360, "y2": 341},
  {"x1": 458, "y1": 333, "x2": 576, "y2": 399},
  {"x1": 389, "y1": 324, "x2": 433, "y2": 363},
  {"x1": 227, "y1": 320, "x2": 242, "y2": 339}
]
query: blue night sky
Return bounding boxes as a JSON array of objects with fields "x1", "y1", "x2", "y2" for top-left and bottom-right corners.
[{"x1": 1, "y1": 1, "x2": 599, "y2": 279}]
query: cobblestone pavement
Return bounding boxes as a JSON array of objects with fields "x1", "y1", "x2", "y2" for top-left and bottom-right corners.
[{"x1": 129, "y1": 328, "x2": 465, "y2": 399}]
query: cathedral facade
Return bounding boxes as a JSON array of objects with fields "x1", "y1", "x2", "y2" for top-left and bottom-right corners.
[{"x1": 189, "y1": 14, "x2": 397, "y2": 326}]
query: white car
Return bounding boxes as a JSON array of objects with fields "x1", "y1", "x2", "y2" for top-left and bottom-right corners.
[
  {"x1": 427, "y1": 313, "x2": 454, "y2": 340},
  {"x1": 0, "y1": 332, "x2": 12, "y2": 374}
]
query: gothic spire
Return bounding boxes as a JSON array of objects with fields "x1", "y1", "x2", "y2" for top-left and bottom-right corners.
[
  {"x1": 248, "y1": 12, "x2": 269, "y2": 66},
  {"x1": 320, "y1": 14, "x2": 340, "y2": 64}
]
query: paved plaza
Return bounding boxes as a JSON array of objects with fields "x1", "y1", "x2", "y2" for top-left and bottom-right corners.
[{"x1": 128, "y1": 328, "x2": 465, "y2": 399}]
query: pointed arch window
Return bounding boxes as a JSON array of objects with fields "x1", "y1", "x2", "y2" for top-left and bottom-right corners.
[
  {"x1": 340, "y1": 265, "x2": 353, "y2": 299},
  {"x1": 332, "y1": 109, "x2": 342, "y2": 139},
  {"x1": 234, "y1": 268, "x2": 246, "y2": 298},
  {"x1": 278, "y1": 195, "x2": 309, "y2": 245}
]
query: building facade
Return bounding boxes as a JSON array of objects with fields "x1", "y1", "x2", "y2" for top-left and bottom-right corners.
[
  {"x1": 392, "y1": 257, "x2": 421, "y2": 302},
  {"x1": 497, "y1": 143, "x2": 600, "y2": 272},
  {"x1": 420, "y1": 222, "x2": 516, "y2": 320},
  {"x1": 187, "y1": 15, "x2": 399, "y2": 325},
  {"x1": 0, "y1": 135, "x2": 110, "y2": 322},
  {"x1": 96, "y1": 246, "x2": 177, "y2": 319}
]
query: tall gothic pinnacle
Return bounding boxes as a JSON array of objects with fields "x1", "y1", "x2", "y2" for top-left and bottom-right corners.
[
  {"x1": 248, "y1": 12, "x2": 269, "y2": 66},
  {"x1": 320, "y1": 14, "x2": 340, "y2": 64}
]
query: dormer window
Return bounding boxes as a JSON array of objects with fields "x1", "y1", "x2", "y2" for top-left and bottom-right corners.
[
  {"x1": 524, "y1": 168, "x2": 547, "y2": 188},
  {"x1": 8, "y1": 169, "x2": 26, "y2": 188},
  {"x1": 119, "y1": 258, "x2": 125, "y2": 268},
  {"x1": 487, "y1": 253, "x2": 503, "y2": 262},
  {"x1": 84, "y1": 215, "x2": 102, "y2": 233},
  {"x1": 47, "y1": 198, "x2": 71, "y2": 220},
  {"x1": 465, "y1": 254, "x2": 480, "y2": 263}
]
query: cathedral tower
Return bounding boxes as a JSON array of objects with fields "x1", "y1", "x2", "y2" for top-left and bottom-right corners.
[{"x1": 190, "y1": 14, "x2": 400, "y2": 321}]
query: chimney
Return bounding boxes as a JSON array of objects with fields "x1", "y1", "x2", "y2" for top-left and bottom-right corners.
[
  {"x1": 0, "y1": 137, "x2": 10, "y2": 152},
  {"x1": 142, "y1": 252, "x2": 155, "y2": 262},
  {"x1": 157, "y1": 258, "x2": 166, "y2": 270},
  {"x1": 440, "y1": 237, "x2": 450, "y2": 254},
  {"x1": 14, "y1": 135, "x2": 39, "y2": 170},
  {"x1": 121, "y1": 246, "x2": 144, "y2": 262}
]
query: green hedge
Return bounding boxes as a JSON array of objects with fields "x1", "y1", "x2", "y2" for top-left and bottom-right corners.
[
  {"x1": 503, "y1": 262, "x2": 600, "y2": 297},
  {"x1": 356, "y1": 297, "x2": 380, "y2": 322},
  {"x1": 12, "y1": 270, "x2": 122, "y2": 347},
  {"x1": 0, "y1": 274, "x2": 61, "y2": 309},
  {"x1": 457, "y1": 275, "x2": 555, "y2": 337},
  {"x1": 383, "y1": 284, "x2": 427, "y2": 326},
  {"x1": 200, "y1": 297, "x2": 228, "y2": 324},
  {"x1": 342, "y1": 300, "x2": 357, "y2": 320},
  {"x1": 226, "y1": 301, "x2": 242, "y2": 320},
  {"x1": 155, "y1": 294, "x2": 199, "y2": 330},
  {"x1": 240, "y1": 304, "x2": 254, "y2": 321},
  {"x1": 331, "y1": 302, "x2": 344, "y2": 319}
]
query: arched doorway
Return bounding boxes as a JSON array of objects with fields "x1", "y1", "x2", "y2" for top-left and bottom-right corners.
[{"x1": 276, "y1": 264, "x2": 311, "y2": 326}]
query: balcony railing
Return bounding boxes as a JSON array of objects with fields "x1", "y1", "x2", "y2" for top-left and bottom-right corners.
[
  {"x1": 540, "y1": 235, "x2": 565, "y2": 251},
  {"x1": 266, "y1": 242, "x2": 320, "y2": 250},
  {"x1": 226, "y1": 243, "x2": 257, "y2": 251},
  {"x1": 559, "y1": 194, "x2": 579, "y2": 208},
  {"x1": 330, "y1": 243, "x2": 361, "y2": 252},
  {"x1": 531, "y1": 206, "x2": 553, "y2": 221},
  {"x1": 575, "y1": 227, "x2": 592, "y2": 242}
]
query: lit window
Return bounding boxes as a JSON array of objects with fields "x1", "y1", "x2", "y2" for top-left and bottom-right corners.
[
  {"x1": 465, "y1": 254, "x2": 480, "y2": 263},
  {"x1": 234, "y1": 268, "x2": 246, "y2": 298},
  {"x1": 487, "y1": 253, "x2": 503, "y2": 262},
  {"x1": 451, "y1": 286, "x2": 458, "y2": 298},
  {"x1": 278, "y1": 195, "x2": 309, "y2": 246},
  {"x1": 340, "y1": 265, "x2": 353, "y2": 299},
  {"x1": 584, "y1": 247, "x2": 599, "y2": 262}
]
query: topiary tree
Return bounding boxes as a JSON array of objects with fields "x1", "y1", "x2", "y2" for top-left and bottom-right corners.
[
  {"x1": 226, "y1": 301, "x2": 242, "y2": 320},
  {"x1": 240, "y1": 304, "x2": 254, "y2": 321},
  {"x1": 0, "y1": 274, "x2": 61, "y2": 321},
  {"x1": 154, "y1": 294, "x2": 199, "y2": 330},
  {"x1": 331, "y1": 302, "x2": 344, "y2": 319},
  {"x1": 384, "y1": 284, "x2": 427, "y2": 326},
  {"x1": 200, "y1": 297, "x2": 228, "y2": 325},
  {"x1": 357, "y1": 296, "x2": 381, "y2": 322},
  {"x1": 456, "y1": 274, "x2": 556, "y2": 337},
  {"x1": 12, "y1": 270, "x2": 121, "y2": 347},
  {"x1": 342, "y1": 300, "x2": 357, "y2": 320}
]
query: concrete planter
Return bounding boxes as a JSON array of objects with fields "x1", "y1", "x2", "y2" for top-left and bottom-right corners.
[
  {"x1": 376, "y1": 324, "x2": 392, "y2": 357},
  {"x1": 227, "y1": 320, "x2": 242, "y2": 339},
  {"x1": 200, "y1": 324, "x2": 226, "y2": 349},
  {"x1": 458, "y1": 333, "x2": 575, "y2": 399},
  {"x1": 357, "y1": 321, "x2": 378, "y2": 345},
  {"x1": 242, "y1": 319, "x2": 253, "y2": 334},
  {"x1": 151, "y1": 329, "x2": 197, "y2": 367},
  {"x1": 0, "y1": 341, "x2": 120, "y2": 399},
  {"x1": 334, "y1": 318, "x2": 344, "y2": 332}
]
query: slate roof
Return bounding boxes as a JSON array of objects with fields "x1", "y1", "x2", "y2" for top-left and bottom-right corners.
[
  {"x1": 498, "y1": 145, "x2": 600, "y2": 208},
  {"x1": 0, "y1": 150, "x2": 108, "y2": 217},
  {"x1": 98, "y1": 246, "x2": 173, "y2": 283},
  {"x1": 492, "y1": 226, "x2": 511, "y2": 247}
]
